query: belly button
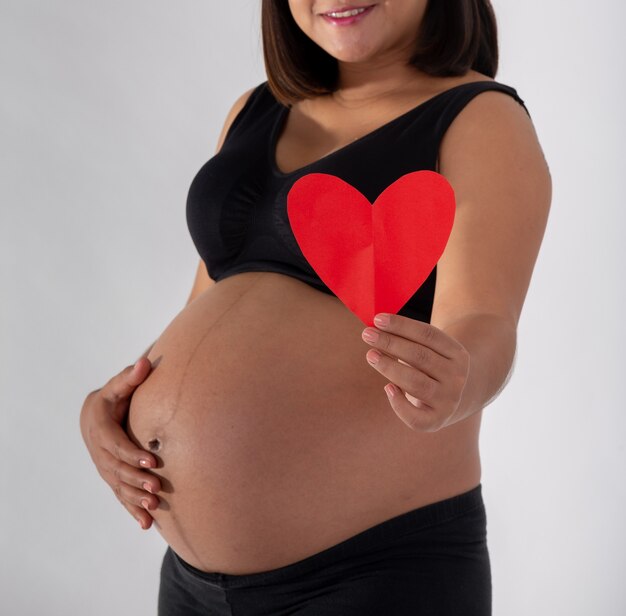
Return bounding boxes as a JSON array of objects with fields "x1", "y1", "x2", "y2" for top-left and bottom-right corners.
[{"x1": 148, "y1": 438, "x2": 162, "y2": 452}]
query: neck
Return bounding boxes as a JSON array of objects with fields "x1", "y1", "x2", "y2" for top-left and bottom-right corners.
[{"x1": 334, "y1": 49, "x2": 430, "y2": 104}]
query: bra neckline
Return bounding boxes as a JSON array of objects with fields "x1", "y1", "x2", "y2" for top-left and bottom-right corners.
[{"x1": 270, "y1": 79, "x2": 511, "y2": 177}]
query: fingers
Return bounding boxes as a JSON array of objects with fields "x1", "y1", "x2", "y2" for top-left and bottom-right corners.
[
  {"x1": 97, "y1": 421, "x2": 163, "y2": 529},
  {"x1": 121, "y1": 500, "x2": 154, "y2": 530},
  {"x1": 372, "y1": 313, "x2": 462, "y2": 358},
  {"x1": 111, "y1": 469, "x2": 160, "y2": 511},
  {"x1": 80, "y1": 361, "x2": 163, "y2": 531},
  {"x1": 384, "y1": 382, "x2": 445, "y2": 433},
  {"x1": 366, "y1": 349, "x2": 440, "y2": 408},
  {"x1": 98, "y1": 447, "x2": 161, "y2": 527},
  {"x1": 88, "y1": 386, "x2": 162, "y2": 523},
  {"x1": 361, "y1": 327, "x2": 446, "y2": 381},
  {"x1": 92, "y1": 411, "x2": 158, "y2": 470},
  {"x1": 101, "y1": 359, "x2": 152, "y2": 407},
  {"x1": 99, "y1": 446, "x2": 162, "y2": 502}
]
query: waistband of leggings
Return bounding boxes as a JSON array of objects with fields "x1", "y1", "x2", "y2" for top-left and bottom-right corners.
[{"x1": 171, "y1": 482, "x2": 484, "y2": 590}]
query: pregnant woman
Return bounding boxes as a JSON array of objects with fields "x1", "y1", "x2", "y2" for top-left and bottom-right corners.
[{"x1": 80, "y1": 1, "x2": 551, "y2": 614}]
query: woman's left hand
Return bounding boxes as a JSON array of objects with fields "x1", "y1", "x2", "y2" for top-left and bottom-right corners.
[{"x1": 362, "y1": 312, "x2": 471, "y2": 433}]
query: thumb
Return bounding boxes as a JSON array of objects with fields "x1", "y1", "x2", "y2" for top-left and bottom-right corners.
[
  {"x1": 102, "y1": 358, "x2": 152, "y2": 405},
  {"x1": 128, "y1": 357, "x2": 153, "y2": 386}
]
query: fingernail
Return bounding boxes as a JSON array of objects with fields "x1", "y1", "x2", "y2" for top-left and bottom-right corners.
[
  {"x1": 385, "y1": 384, "x2": 396, "y2": 397},
  {"x1": 367, "y1": 350, "x2": 381, "y2": 364},
  {"x1": 139, "y1": 459, "x2": 152, "y2": 468},
  {"x1": 141, "y1": 499, "x2": 150, "y2": 510},
  {"x1": 143, "y1": 482, "x2": 153, "y2": 493},
  {"x1": 362, "y1": 328, "x2": 379, "y2": 343},
  {"x1": 136, "y1": 517, "x2": 144, "y2": 528},
  {"x1": 374, "y1": 313, "x2": 390, "y2": 328}
]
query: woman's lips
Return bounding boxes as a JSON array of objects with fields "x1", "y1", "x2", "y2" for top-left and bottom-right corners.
[{"x1": 320, "y1": 4, "x2": 376, "y2": 26}]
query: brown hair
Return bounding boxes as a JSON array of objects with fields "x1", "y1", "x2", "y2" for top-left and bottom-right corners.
[{"x1": 261, "y1": 0, "x2": 499, "y2": 106}]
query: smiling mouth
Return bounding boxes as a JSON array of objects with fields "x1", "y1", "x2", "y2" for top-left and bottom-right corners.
[{"x1": 319, "y1": 4, "x2": 376, "y2": 25}]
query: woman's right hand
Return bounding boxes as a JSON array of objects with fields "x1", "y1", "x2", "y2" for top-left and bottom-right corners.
[{"x1": 80, "y1": 357, "x2": 162, "y2": 530}]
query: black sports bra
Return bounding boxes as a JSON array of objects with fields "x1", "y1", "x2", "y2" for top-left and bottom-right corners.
[{"x1": 186, "y1": 79, "x2": 530, "y2": 323}]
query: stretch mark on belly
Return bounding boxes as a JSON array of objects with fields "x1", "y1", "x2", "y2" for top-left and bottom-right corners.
[
  {"x1": 156, "y1": 276, "x2": 268, "y2": 571},
  {"x1": 160, "y1": 274, "x2": 267, "y2": 431}
]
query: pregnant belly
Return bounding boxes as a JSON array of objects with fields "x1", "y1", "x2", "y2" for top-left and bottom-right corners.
[{"x1": 126, "y1": 271, "x2": 481, "y2": 575}]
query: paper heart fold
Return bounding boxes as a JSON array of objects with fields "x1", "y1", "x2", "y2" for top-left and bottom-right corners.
[{"x1": 286, "y1": 170, "x2": 456, "y2": 326}]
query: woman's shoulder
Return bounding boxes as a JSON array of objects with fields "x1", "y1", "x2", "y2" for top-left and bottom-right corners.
[
  {"x1": 433, "y1": 70, "x2": 526, "y2": 112},
  {"x1": 436, "y1": 72, "x2": 547, "y2": 208},
  {"x1": 229, "y1": 81, "x2": 270, "y2": 117},
  {"x1": 438, "y1": 72, "x2": 535, "y2": 158},
  {"x1": 215, "y1": 81, "x2": 273, "y2": 150}
]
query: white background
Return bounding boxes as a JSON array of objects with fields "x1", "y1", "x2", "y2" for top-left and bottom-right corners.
[{"x1": 1, "y1": 1, "x2": 624, "y2": 614}]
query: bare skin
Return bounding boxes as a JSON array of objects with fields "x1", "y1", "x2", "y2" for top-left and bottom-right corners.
[{"x1": 80, "y1": 0, "x2": 551, "y2": 574}]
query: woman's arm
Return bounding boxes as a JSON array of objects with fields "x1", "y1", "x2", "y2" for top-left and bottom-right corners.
[
  {"x1": 431, "y1": 90, "x2": 552, "y2": 424},
  {"x1": 362, "y1": 90, "x2": 551, "y2": 430}
]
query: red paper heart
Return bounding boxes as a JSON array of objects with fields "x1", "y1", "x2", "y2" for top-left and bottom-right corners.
[{"x1": 286, "y1": 170, "x2": 455, "y2": 326}]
